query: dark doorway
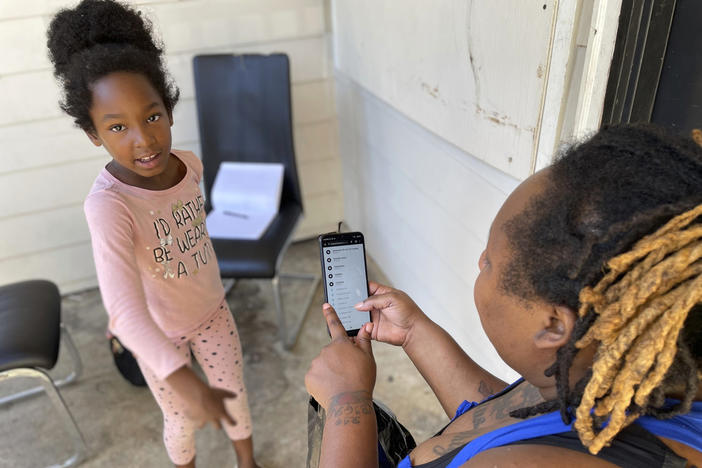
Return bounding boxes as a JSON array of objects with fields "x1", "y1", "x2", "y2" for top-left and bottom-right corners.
[{"x1": 602, "y1": 0, "x2": 702, "y2": 135}]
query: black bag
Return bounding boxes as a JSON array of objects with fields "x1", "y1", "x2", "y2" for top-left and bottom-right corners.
[
  {"x1": 307, "y1": 396, "x2": 416, "y2": 468},
  {"x1": 109, "y1": 336, "x2": 147, "y2": 387}
]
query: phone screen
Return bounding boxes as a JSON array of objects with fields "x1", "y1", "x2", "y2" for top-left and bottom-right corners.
[{"x1": 319, "y1": 232, "x2": 370, "y2": 335}]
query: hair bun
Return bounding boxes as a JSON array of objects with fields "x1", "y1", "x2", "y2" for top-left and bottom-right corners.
[{"x1": 47, "y1": 0, "x2": 162, "y2": 79}]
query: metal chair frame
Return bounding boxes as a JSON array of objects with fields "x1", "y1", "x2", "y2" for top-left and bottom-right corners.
[
  {"x1": 272, "y1": 271, "x2": 320, "y2": 349},
  {"x1": 0, "y1": 324, "x2": 87, "y2": 467},
  {"x1": 222, "y1": 216, "x2": 320, "y2": 350}
]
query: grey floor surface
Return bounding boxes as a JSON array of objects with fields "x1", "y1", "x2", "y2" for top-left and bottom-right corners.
[{"x1": 0, "y1": 239, "x2": 445, "y2": 468}]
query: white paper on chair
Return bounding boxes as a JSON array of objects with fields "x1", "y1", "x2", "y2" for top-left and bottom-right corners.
[{"x1": 206, "y1": 162, "x2": 284, "y2": 240}]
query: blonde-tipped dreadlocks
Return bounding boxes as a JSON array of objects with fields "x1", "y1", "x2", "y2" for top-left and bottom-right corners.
[
  {"x1": 505, "y1": 124, "x2": 702, "y2": 456},
  {"x1": 573, "y1": 203, "x2": 702, "y2": 454}
]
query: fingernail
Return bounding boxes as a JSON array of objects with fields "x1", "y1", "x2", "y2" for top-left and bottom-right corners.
[
  {"x1": 323, "y1": 303, "x2": 331, "y2": 310},
  {"x1": 365, "y1": 323, "x2": 373, "y2": 333},
  {"x1": 354, "y1": 302, "x2": 363, "y2": 308}
]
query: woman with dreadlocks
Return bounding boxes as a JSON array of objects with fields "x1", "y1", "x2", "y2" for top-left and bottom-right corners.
[{"x1": 305, "y1": 124, "x2": 702, "y2": 467}]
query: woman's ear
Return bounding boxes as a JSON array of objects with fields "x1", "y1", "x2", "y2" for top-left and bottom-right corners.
[
  {"x1": 85, "y1": 129, "x2": 102, "y2": 147},
  {"x1": 168, "y1": 110, "x2": 173, "y2": 126},
  {"x1": 533, "y1": 304, "x2": 577, "y2": 349}
]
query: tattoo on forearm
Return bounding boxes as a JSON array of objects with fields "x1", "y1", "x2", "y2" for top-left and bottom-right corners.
[{"x1": 327, "y1": 391, "x2": 373, "y2": 426}]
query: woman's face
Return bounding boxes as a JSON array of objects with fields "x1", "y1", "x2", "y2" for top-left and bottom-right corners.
[
  {"x1": 473, "y1": 170, "x2": 561, "y2": 382},
  {"x1": 86, "y1": 71, "x2": 173, "y2": 185}
]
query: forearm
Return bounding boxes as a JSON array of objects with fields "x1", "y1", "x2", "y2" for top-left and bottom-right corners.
[
  {"x1": 403, "y1": 316, "x2": 507, "y2": 417},
  {"x1": 319, "y1": 391, "x2": 377, "y2": 468}
]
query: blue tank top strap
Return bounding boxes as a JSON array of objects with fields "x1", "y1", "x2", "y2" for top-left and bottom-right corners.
[
  {"x1": 452, "y1": 378, "x2": 526, "y2": 420},
  {"x1": 445, "y1": 410, "x2": 572, "y2": 467},
  {"x1": 397, "y1": 455, "x2": 412, "y2": 468},
  {"x1": 444, "y1": 401, "x2": 702, "y2": 467},
  {"x1": 399, "y1": 393, "x2": 702, "y2": 467},
  {"x1": 637, "y1": 401, "x2": 702, "y2": 452},
  {"x1": 399, "y1": 379, "x2": 527, "y2": 467}
]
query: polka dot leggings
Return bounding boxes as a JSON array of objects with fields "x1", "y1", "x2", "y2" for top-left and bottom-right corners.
[{"x1": 137, "y1": 301, "x2": 252, "y2": 465}]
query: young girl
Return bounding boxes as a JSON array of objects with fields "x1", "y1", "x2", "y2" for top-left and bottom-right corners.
[
  {"x1": 47, "y1": 1, "x2": 260, "y2": 467},
  {"x1": 306, "y1": 124, "x2": 702, "y2": 467}
]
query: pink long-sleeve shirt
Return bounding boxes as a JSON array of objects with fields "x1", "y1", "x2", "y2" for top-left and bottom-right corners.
[{"x1": 84, "y1": 150, "x2": 225, "y2": 380}]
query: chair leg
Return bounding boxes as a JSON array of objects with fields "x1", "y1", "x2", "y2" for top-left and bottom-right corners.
[
  {"x1": 222, "y1": 278, "x2": 237, "y2": 296},
  {"x1": 0, "y1": 324, "x2": 83, "y2": 406},
  {"x1": 272, "y1": 272, "x2": 321, "y2": 349},
  {"x1": 0, "y1": 367, "x2": 87, "y2": 467}
]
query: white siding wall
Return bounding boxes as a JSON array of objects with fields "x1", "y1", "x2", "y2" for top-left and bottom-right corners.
[
  {"x1": 0, "y1": 0, "x2": 343, "y2": 293},
  {"x1": 336, "y1": 75, "x2": 520, "y2": 381},
  {"x1": 331, "y1": 0, "x2": 613, "y2": 380}
]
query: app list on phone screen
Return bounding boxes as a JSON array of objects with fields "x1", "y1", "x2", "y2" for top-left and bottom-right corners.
[{"x1": 323, "y1": 243, "x2": 368, "y2": 331}]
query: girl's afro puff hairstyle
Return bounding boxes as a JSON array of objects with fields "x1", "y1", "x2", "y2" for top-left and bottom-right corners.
[{"x1": 47, "y1": 0, "x2": 179, "y2": 131}]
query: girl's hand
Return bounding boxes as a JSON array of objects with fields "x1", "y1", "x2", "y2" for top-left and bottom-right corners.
[
  {"x1": 305, "y1": 303, "x2": 376, "y2": 410},
  {"x1": 354, "y1": 281, "x2": 427, "y2": 348},
  {"x1": 165, "y1": 366, "x2": 238, "y2": 430},
  {"x1": 187, "y1": 386, "x2": 238, "y2": 430}
]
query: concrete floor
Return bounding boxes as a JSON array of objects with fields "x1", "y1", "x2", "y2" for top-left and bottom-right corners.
[{"x1": 0, "y1": 239, "x2": 445, "y2": 468}]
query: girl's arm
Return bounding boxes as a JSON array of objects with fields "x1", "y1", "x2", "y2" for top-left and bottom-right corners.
[
  {"x1": 306, "y1": 305, "x2": 378, "y2": 468},
  {"x1": 356, "y1": 282, "x2": 507, "y2": 417},
  {"x1": 85, "y1": 193, "x2": 188, "y2": 380},
  {"x1": 166, "y1": 366, "x2": 237, "y2": 428}
]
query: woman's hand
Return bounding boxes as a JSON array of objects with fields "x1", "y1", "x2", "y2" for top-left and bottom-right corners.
[
  {"x1": 305, "y1": 303, "x2": 376, "y2": 410},
  {"x1": 165, "y1": 366, "x2": 238, "y2": 430},
  {"x1": 354, "y1": 281, "x2": 427, "y2": 348}
]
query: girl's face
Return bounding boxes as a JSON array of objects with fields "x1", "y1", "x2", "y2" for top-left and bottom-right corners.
[
  {"x1": 86, "y1": 71, "x2": 173, "y2": 185},
  {"x1": 473, "y1": 170, "x2": 575, "y2": 386}
]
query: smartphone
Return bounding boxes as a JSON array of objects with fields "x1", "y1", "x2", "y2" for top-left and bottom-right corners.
[{"x1": 318, "y1": 231, "x2": 371, "y2": 336}]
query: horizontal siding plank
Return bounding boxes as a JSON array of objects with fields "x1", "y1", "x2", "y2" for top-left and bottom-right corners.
[
  {"x1": 291, "y1": 79, "x2": 335, "y2": 124},
  {"x1": 0, "y1": 71, "x2": 62, "y2": 127},
  {"x1": 0, "y1": 1, "x2": 62, "y2": 20},
  {"x1": 298, "y1": 157, "x2": 342, "y2": 198},
  {"x1": 0, "y1": 72, "x2": 334, "y2": 129},
  {"x1": 58, "y1": 275, "x2": 98, "y2": 295},
  {"x1": 0, "y1": 204, "x2": 89, "y2": 260},
  {"x1": 150, "y1": 0, "x2": 324, "y2": 54},
  {"x1": 0, "y1": 116, "x2": 103, "y2": 175},
  {"x1": 0, "y1": 158, "x2": 104, "y2": 218},
  {"x1": 296, "y1": 190, "x2": 342, "y2": 238},
  {"x1": 294, "y1": 119, "x2": 338, "y2": 163},
  {"x1": 4, "y1": 26, "x2": 328, "y2": 84},
  {"x1": 0, "y1": 0, "x2": 174, "y2": 20},
  {"x1": 0, "y1": 16, "x2": 49, "y2": 75},
  {"x1": 0, "y1": 242, "x2": 96, "y2": 290}
]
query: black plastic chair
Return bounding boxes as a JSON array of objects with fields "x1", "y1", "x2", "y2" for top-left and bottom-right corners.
[
  {"x1": 0, "y1": 279, "x2": 86, "y2": 467},
  {"x1": 193, "y1": 53, "x2": 320, "y2": 349}
]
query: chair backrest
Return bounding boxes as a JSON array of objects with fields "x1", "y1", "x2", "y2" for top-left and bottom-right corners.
[{"x1": 192, "y1": 53, "x2": 303, "y2": 210}]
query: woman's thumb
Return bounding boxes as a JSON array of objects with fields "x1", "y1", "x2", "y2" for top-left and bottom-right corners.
[
  {"x1": 356, "y1": 322, "x2": 374, "y2": 355},
  {"x1": 355, "y1": 293, "x2": 393, "y2": 311}
]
